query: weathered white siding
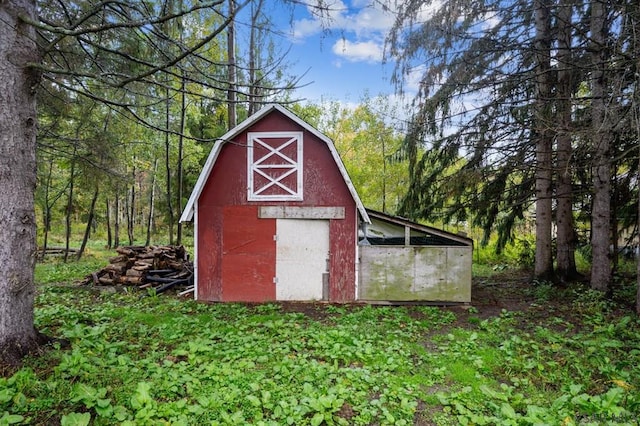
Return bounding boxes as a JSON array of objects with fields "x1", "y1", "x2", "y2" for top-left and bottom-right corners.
[
  {"x1": 358, "y1": 246, "x2": 472, "y2": 302},
  {"x1": 276, "y1": 219, "x2": 329, "y2": 300}
]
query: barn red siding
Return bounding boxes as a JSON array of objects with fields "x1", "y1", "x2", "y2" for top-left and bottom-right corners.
[
  {"x1": 196, "y1": 206, "x2": 222, "y2": 301},
  {"x1": 196, "y1": 109, "x2": 358, "y2": 302},
  {"x1": 221, "y1": 206, "x2": 276, "y2": 301}
]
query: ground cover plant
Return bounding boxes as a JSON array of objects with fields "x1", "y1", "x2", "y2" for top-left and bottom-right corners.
[{"x1": 1, "y1": 266, "x2": 639, "y2": 424}]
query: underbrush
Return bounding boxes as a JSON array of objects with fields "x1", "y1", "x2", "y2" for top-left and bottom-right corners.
[{"x1": 1, "y1": 281, "x2": 639, "y2": 425}]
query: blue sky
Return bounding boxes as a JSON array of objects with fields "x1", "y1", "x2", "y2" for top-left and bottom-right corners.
[
  {"x1": 237, "y1": 0, "x2": 419, "y2": 105},
  {"x1": 285, "y1": 0, "x2": 396, "y2": 103}
]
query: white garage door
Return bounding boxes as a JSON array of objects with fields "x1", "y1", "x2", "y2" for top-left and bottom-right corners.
[{"x1": 275, "y1": 219, "x2": 329, "y2": 300}]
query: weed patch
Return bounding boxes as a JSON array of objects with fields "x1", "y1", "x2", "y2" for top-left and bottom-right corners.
[{"x1": 2, "y1": 280, "x2": 639, "y2": 424}]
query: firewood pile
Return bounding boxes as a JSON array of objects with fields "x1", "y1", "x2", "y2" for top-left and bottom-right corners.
[{"x1": 82, "y1": 245, "x2": 193, "y2": 294}]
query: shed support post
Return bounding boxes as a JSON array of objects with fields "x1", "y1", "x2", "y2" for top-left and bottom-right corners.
[{"x1": 322, "y1": 273, "x2": 329, "y2": 301}]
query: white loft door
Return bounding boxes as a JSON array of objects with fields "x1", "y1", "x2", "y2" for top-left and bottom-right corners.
[{"x1": 276, "y1": 219, "x2": 329, "y2": 300}]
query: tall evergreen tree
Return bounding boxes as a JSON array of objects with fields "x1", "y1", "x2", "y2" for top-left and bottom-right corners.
[
  {"x1": 387, "y1": 0, "x2": 542, "y2": 252},
  {"x1": 533, "y1": 0, "x2": 554, "y2": 280},
  {"x1": 386, "y1": 0, "x2": 638, "y2": 291},
  {"x1": 589, "y1": 0, "x2": 612, "y2": 292},
  {"x1": 555, "y1": 0, "x2": 579, "y2": 281},
  {"x1": 0, "y1": 0, "x2": 42, "y2": 367}
]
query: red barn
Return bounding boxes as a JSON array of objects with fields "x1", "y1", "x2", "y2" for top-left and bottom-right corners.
[{"x1": 180, "y1": 104, "x2": 370, "y2": 302}]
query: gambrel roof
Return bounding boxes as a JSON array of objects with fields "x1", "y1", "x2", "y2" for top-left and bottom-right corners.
[{"x1": 180, "y1": 104, "x2": 370, "y2": 223}]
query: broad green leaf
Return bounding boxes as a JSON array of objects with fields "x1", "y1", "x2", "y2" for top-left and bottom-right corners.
[
  {"x1": 71, "y1": 383, "x2": 97, "y2": 405},
  {"x1": 0, "y1": 412, "x2": 24, "y2": 425},
  {"x1": 131, "y1": 382, "x2": 152, "y2": 410},
  {"x1": 60, "y1": 412, "x2": 91, "y2": 426},
  {"x1": 247, "y1": 395, "x2": 261, "y2": 407},
  {"x1": 310, "y1": 412, "x2": 324, "y2": 426},
  {"x1": 500, "y1": 403, "x2": 517, "y2": 419},
  {"x1": 113, "y1": 405, "x2": 129, "y2": 422},
  {"x1": 0, "y1": 390, "x2": 13, "y2": 404}
]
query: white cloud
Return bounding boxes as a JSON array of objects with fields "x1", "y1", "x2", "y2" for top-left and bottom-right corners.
[
  {"x1": 291, "y1": 0, "x2": 393, "y2": 41},
  {"x1": 404, "y1": 65, "x2": 427, "y2": 92},
  {"x1": 291, "y1": 0, "x2": 349, "y2": 40},
  {"x1": 332, "y1": 39, "x2": 383, "y2": 63},
  {"x1": 291, "y1": 18, "x2": 324, "y2": 41}
]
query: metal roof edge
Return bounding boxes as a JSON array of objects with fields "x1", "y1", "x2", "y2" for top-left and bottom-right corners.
[
  {"x1": 365, "y1": 208, "x2": 473, "y2": 246},
  {"x1": 269, "y1": 105, "x2": 370, "y2": 223},
  {"x1": 179, "y1": 104, "x2": 280, "y2": 222}
]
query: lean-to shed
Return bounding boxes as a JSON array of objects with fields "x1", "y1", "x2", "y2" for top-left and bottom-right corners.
[
  {"x1": 180, "y1": 104, "x2": 370, "y2": 302},
  {"x1": 358, "y1": 209, "x2": 473, "y2": 303}
]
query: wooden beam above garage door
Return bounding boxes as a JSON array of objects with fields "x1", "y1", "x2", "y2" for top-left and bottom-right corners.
[{"x1": 259, "y1": 206, "x2": 345, "y2": 220}]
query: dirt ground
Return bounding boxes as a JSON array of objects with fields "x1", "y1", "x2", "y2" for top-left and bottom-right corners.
[{"x1": 272, "y1": 271, "x2": 540, "y2": 323}]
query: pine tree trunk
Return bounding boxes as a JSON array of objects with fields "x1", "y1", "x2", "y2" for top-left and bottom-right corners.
[
  {"x1": 533, "y1": 0, "x2": 554, "y2": 280},
  {"x1": 590, "y1": 0, "x2": 612, "y2": 292},
  {"x1": 637, "y1": 179, "x2": 640, "y2": 313},
  {"x1": 176, "y1": 2, "x2": 185, "y2": 245},
  {"x1": 0, "y1": 0, "x2": 42, "y2": 367},
  {"x1": 556, "y1": 0, "x2": 579, "y2": 281},
  {"x1": 634, "y1": 3, "x2": 640, "y2": 315}
]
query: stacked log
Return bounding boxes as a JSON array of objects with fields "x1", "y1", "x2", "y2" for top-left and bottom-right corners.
[{"x1": 82, "y1": 245, "x2": 193, "y2": 293}]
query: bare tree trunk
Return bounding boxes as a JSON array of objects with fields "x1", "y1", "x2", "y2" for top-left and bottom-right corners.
[
  {"x1": 176, "y1": 0, "x2": 185, "y2": 246},
  {"x1": 248, "y1": 1, "x2": 257, "y2": 116},
  {"x1": 106, "y1": 198, "x2": 112, "y2": 249},
  {"x1": 64, "y1": 145, "x2": 78, "y2": 263},
  {"x1": 41, "y1": 160, "x2": 54, "y2": 260},
  {"x1": 227, "y1": 0, "x2": 237, "y2": 128},
  {"x1": 0, "y1": 0, "x2": 42, "y2": 367},
  {"x1": 590, "y1": 0, "x2": 612, "y2": 292},
  {"x1": 634, "y1": 4, "x2": 640, "y2": 315},
  {"x1": 165, "y1": 85, "x2": 175, "y2": 245},
  {"x1": 146, "y1": 159, "x2": 158, "y2": 246},
  {"x1": 114, "y1": 194, "x2": 120, "y2": 248},
  {"x1": 556, "y1": 0, "x2": 579, "y2": 281},
  {"x1": 533, "y1": 0, "x2": 554, "y2": 280},
  {"x1": 127, "y1": 166, "x2": 136, "y2": 246},
  {"x1": 637, "y1": 172, "x2": 640, "y2": 313},
  {"x1": 248, "y1": 0, "x2": 264, "y2": 115},
  {"x1": 77, "y1": 186, "x2": 99, "y2": 260},
  {"x1": 177, "y1": 73, "x2": 186, "y2": 245}
]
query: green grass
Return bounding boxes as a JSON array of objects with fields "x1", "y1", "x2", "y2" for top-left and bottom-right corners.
[
  {"x1": 35, "y1": 255, "x2": 110, "y2": 284},
  {"x1": 3, "y1": 254, "x2": 639, "y2": 425}
]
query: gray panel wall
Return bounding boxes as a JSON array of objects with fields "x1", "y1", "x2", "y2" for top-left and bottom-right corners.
[{"x1": 358, "y1": 246, "x2": 471, "y2": 302}]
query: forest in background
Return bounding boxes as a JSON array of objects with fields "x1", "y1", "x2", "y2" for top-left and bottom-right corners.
[
  {"x1": 34, "y1": 0, "x2": 640, "y2": 300},
  {"x1": 35, "y1": 96, "x2": 412, "y2": 258}
]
